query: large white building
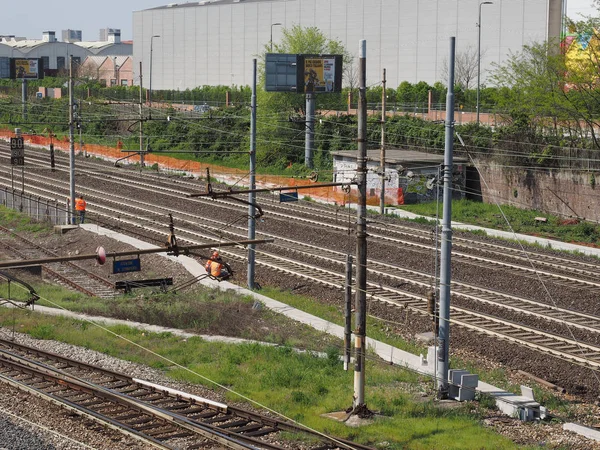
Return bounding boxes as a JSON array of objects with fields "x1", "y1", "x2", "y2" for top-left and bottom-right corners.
[{"x1": 133, "y1": 0, "x2": 564, "y2": 90}]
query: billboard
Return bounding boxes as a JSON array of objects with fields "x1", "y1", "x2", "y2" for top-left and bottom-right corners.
[
  {"x1": 265, "y1": 53, "x2": 298, "y2": 92},
  {"x1": 0, "y1": 57, "x2": 9, "y2": 79},
  {"x1": 299, "y1": 55, "x2": 342, "y2": 94},
  {"x1": 10, "y1": 58, "x2": 44, "y2": 79},
  {"x1": 265, "y1": 54, "x2": 342, "y2": 93}
]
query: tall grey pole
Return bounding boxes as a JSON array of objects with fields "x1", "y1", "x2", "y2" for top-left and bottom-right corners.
[
  {"x1": 247, "y1": 59, "x2": 257, "y2": 289},
  {"x1": 79, "y1": 101, "x2": 84, "y2": 157},
  {"x1": 379, "y1": 68, "x2": 386, "y2": 215},
  {"x1": 149, "y1": 35, "x2": 160, "y2": 110},
  {"x1": 476, "y1": 2, "x2": 492, "y2": 125},
  {"x1": 139, "y1": 61, "x2": 144, "y2": 168},
  {"x1": 344, "y1": 254, "x2": 353, "y2": 371},
  {"x1": 68, "y1": 56, "x2": 76, "y2": 225},
  {"x1": 270, "y1": 23, "x2": 281, "y2": 52},
  {"x1": 21, "y1": 79, "x2": 27, "y2": 120},
  {"x1": 353, "y1": 39, "x2": 367, "y2": 412},
  {"x1": 305, "y1": 93, "x2": 315, "y2": 168},
  {"x1": 437, "y1": 37, "x2": 456, "y2": 398}
]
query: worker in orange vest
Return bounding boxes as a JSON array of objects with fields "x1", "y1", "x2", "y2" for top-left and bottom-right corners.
[
  {"x1": 204, "y1": 250, "x2": 230, "y2": 279},
  {"x1": 75, "y1": 195, "x2": 87, "y2": 224}
]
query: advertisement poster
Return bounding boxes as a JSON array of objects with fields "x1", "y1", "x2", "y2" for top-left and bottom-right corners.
[
  {"x1": 304, "y1": 57, "x2": 336, "y2": 93},
  {"x1": 11, "y1": 58, "x2": 42, "y2": 79}
]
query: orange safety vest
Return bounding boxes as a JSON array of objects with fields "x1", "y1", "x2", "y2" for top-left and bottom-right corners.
[
  {"x1": 205, "y1": 259, "x2": 223, "y2": 277},
  {"x1": 75, "y1": 198, "x2": 87, "y2": 211}
]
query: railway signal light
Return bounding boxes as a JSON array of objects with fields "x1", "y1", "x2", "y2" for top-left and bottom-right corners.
[
  {"x1": 50, "y1": 144, "x2": 55, "y2": 170},
  {"x1": 427, "y1": 290, "x2": 436, "y2": 316},
  {"x1": 96, "y1": 246, "x2": 106, "y2": 265}
]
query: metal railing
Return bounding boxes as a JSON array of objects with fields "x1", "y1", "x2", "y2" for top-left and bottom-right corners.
[{"x1": 0, "y1": 187, "x2": 67, "y2": 226}]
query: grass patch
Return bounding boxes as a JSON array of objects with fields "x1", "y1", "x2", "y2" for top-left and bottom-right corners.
[
  {"x1": 0, "y1": 207, "x2": 52, "y2": 233},
  {"x1": 0, "y1": 308, "x2": 527, "y2": 449},
  {"x1": 398, "y1": 199, "x2": 600, "y2": 246},
  {"x1": 22, "y1": 284, "x2": 340, "y2": 351}
]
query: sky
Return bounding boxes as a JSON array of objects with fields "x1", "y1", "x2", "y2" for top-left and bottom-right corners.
[{"x1": 0, "y1": 0, "x2": 598, "y2": 42}]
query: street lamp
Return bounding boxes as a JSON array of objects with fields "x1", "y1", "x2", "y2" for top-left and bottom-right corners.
[
  {"x1": 476, "y1": 1, "x2": 492, "y2": 125},
  {"x1": 149, "y1": 35, "x2": 160, "y2": 108},
  {"x1": 270, "y1": 23, "x2": 282, "y2": 52}
]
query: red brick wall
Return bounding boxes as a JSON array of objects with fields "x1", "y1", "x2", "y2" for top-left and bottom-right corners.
[{"x1": 476, "y1": 160, "x2": 599, "y2": 222}]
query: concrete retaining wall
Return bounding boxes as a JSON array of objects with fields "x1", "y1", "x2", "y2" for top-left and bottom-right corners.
[{"x1": 474, "y1": 160, "x2": 599, "y2": 222}]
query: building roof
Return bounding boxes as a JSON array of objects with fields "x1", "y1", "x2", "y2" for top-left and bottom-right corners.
[
  {"x1": 332, "y1": 148, "x2": 469, "y2": 165},
  {"x1": 83, "y1": 55, "x2": 130, "y2": 67},
  {"x1": 148, "y1": 0, "x2": 263, "y2": 10},
  {"x1": 1, "y1": 39, "x2": 47, "y2": 50},
  {"x1": 75, "y1": 41, "x2": 123, "y2": 50}
]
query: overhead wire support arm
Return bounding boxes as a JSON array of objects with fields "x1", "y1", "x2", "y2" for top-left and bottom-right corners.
[
  {"x1": 186, "y1": 181, "x2": 358, "y2": 198},
  {"x1": 0, "y1": 239, "x2": 275, "y2": 269}
]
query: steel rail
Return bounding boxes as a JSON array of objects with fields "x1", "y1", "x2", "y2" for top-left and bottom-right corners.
[
  {"x1": 3, "y1": 149, "x2": 600, "y2": 369},
  {"x1": 5, "y1": 147, "x2": 597, "y2": 285},
  {"x1": 0, "y1": 339, "x2": 373, "y2": 450},
  {"x1": 0, "y1": 352, "x2": 275, "y2": 449},
  {"x1": 2, "y1": 166, "x2": 599, "y2": 334},
  {"x1": 0, "y1": 236, "x2": 107, "y2": 297},
  {"x1": 5, "y1": 167, "x2": 600, "y2": 343},
  {"x1": 6, "y1": 158, "x2": 600, "y2": 295}
]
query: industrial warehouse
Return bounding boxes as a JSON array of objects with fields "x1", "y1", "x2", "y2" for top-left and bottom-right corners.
[{"x1": 133, "y1": 0, "x2": 564, "y2": 90}]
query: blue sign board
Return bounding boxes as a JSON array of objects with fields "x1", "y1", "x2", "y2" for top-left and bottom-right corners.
[
  {"x1": 279, "y1": 192, "x2": 298, "y2": 203},
  {"x1": 113, "y1": 258, "x2": 141, "y2": 274}
]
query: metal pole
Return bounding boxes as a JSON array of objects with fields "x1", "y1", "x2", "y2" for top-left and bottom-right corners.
[
  {"x1": 68, "y1": 56, "x2": 76, "y2": 225},
  {"x1": 379, "y1": 68, "x2": 386, "y2": 215},
  {"x1": 437, "y1": 37, "x2": 456, "y2": 399},
  {"x1": 139, "y1": 61, "x2": 144, "y2": 168},
  {"x1": 248, "y1": 59, "x2": 257, "y2": 290},
  {"x1": 21, "y1": 79, "x2": 27, "y2": 120},
  {"x1": 150, "y1": 35, "x2": 160, "y2": 110},
  {"x1": 344, "y1": 254, "x2": 353, "y2": 371},
  {"x1": 270, "y1": 23, "x2": 281, "y2": 53},
  {"x1": 353, "y1": 39, "x2": 368, "y2": 412},
  {"x1": 476, "y1": 2, "x2": 492, "y2": 125},
  {"x1": 79, "y1": 116, "x2": 84, "y2": 157},
  {"x1": 305, "y1": 93, "x2": 315, "y2": 169},
  {"x1": 149, "y1": 38, "x2": 154, "y2": 108}
]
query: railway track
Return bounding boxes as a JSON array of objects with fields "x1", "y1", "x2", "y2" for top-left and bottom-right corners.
[
  {"x1": 5, "y1": 147, "x2": 600, "y2": 289},
  {"x1": 0, "y1": 223, "x2": 116, "y2": 298},
  {"x1": 0, "y1": 337, "x2": 373, "y2": 450},
  {"x1": 1, "y1": 145, "x2": 600, "y2": 371}
]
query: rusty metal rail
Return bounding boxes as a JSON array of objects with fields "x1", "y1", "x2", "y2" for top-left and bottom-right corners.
[{"x1": 0, "y1": 338, "x2": 374, "y2": 450}]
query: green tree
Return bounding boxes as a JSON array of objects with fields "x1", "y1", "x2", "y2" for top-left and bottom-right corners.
[
  {"x1": 258, "y1": 25, "x2": 352, "y2": 171},
  {"x1": 489, "y1": 18, "x2": 600, "y2": 150}
]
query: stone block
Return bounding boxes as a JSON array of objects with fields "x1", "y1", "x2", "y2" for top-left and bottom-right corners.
[{"x1": 520, "y1": 385, "x2": 535, "y2": 400}]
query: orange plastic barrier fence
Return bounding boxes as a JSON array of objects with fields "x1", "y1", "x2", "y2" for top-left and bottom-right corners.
[{"x1": 1, "y1": 128, "x2": 402, "y2": 206}]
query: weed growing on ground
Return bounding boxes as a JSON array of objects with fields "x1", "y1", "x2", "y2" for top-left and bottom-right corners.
[{"x1": 399, "y1": 199, "x2": 600, "y2": 246}]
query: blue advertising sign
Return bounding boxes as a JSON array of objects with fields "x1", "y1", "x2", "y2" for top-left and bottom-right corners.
[
  {"x1": 113, "y1": 258, "x2": 141, "y2": 274},
  {"x1": 279, "y1": 192, "x2": 298, "y2": 203}
]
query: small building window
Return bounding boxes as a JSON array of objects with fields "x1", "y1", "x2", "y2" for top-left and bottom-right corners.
[
  {"x1": 120, "y1": 79, "x2": 128, "y2": 86},
  {"x1": 100, "y1": 79, "x2": 107, "y2": 87},
  {"x1": 110, "y1": 79, "x2": 117, "y2": 86},
  {"x1": 57, "y1": 57, "x2": 65, "y2": 71}
]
